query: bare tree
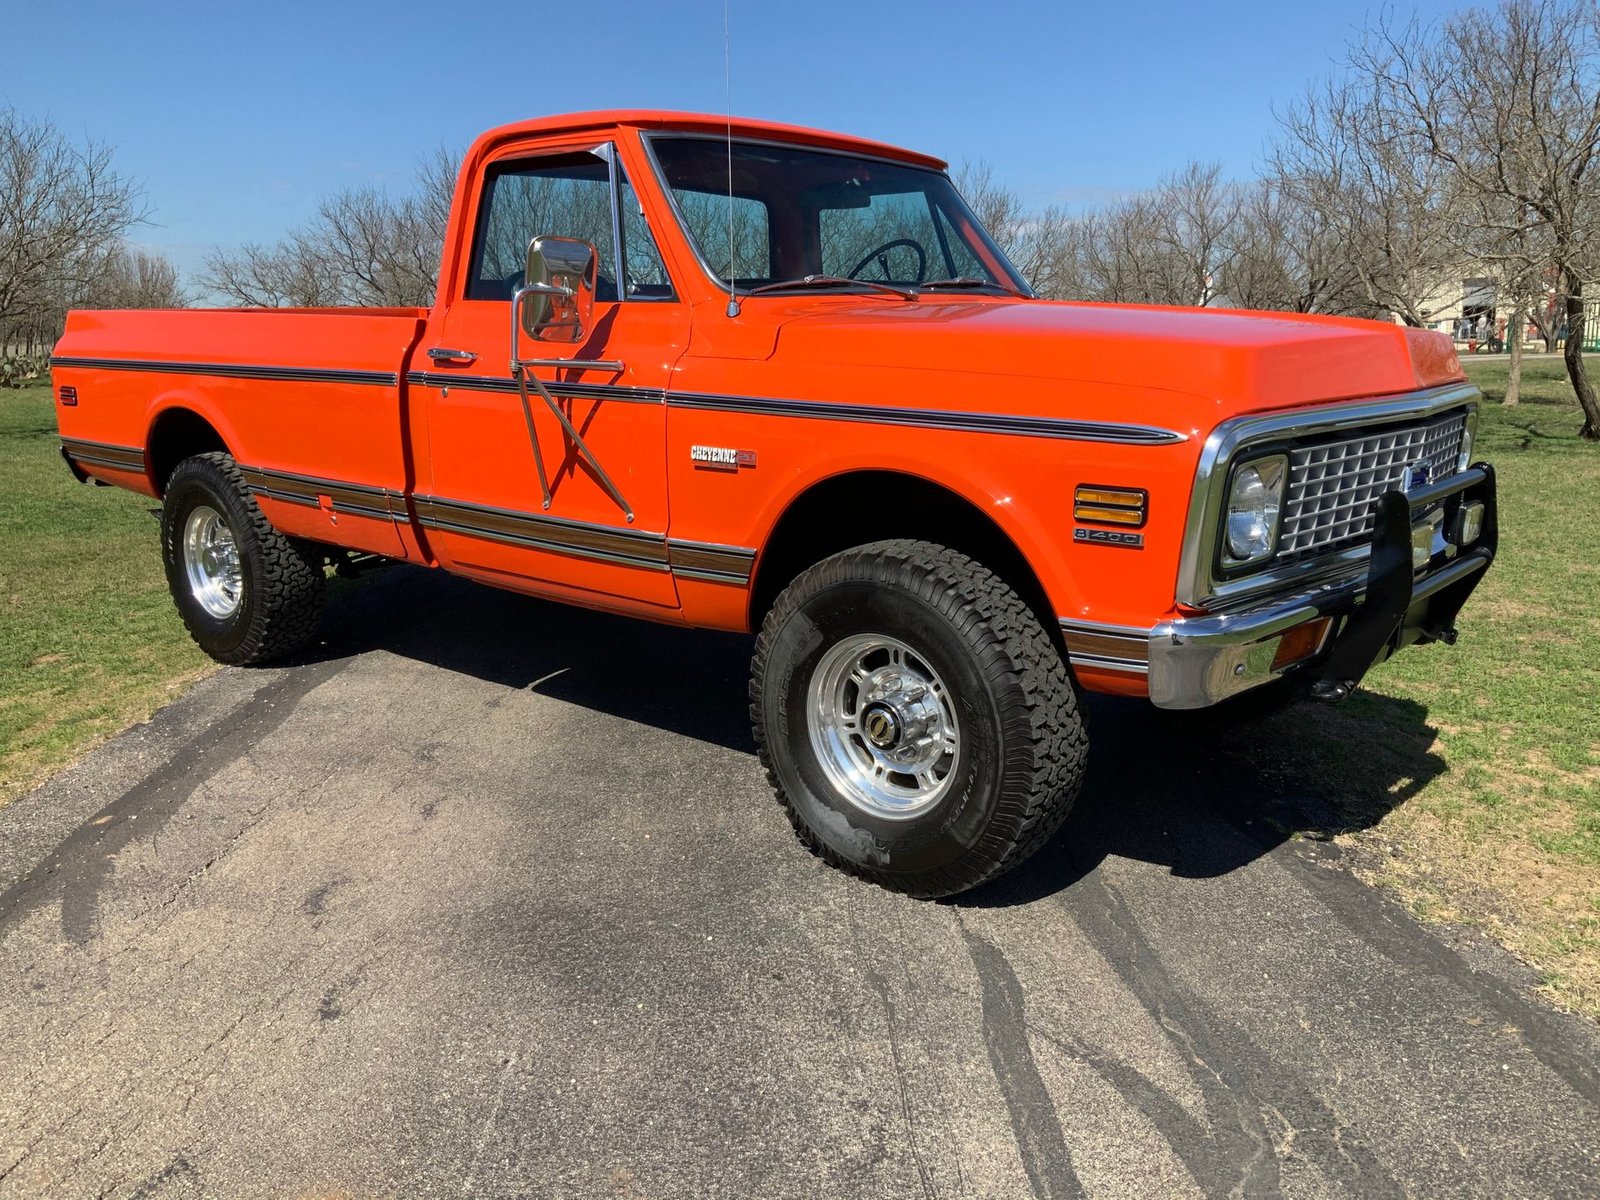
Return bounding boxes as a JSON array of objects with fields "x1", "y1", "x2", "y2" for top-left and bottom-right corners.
[
  {"x1": 1150, "y1": 162, "x2": 1239, "y2": 307},
  {"x1": 1529, "y1": 282, "x2": 1564, "y2": 353},
  {"x1": 1029, "y1": 163, "x2": 1243, "y2": 308},
  {"x1": 953, "y1": 161, "x2": 1029, "y2": 261},
  {"x1": 0, "y1": 107, "x2": 147, "y2": 340},
  {"x1": 1077, "y1": 195, "x2": 1171, "y2": 304},
  {"x1": 1270, "y1": 75, "x2": 1460, "y2": 328},
  {"x1": 313, "y1": 185, "x2": 443, "y2": 305},
  {"x1": 80, "y1": 243, "x2": 187, "y2": 310},
  {"x1": 1221, "y1": 179, "x2": 1372, "y2": 315},
  {"x1": 203, "y1": 234, "x2": 345, "y2": 308},
  {"x1": 947, "y1": 165, "x2": 1074, "y2": 297},
  {"x1": 1358, "y1": 0, "x2": 1600, "y2": 437},
  {"x1": 416, "y1": 144, "x2": 458, "y2": 252},
  {"x1": 1474, "y1": 223, "x2": 1558, "y2": 405},
  {"x1": 204, "y1": 145, "x2": 460, "y2": 307},
  {"x1": 1012, "y1": 206, "x2": 1088, "y2": 300}
]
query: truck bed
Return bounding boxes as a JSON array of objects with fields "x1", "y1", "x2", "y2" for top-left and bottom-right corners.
[{"x1": 53, "y1": 307, "x2": 428, "y2": 558}]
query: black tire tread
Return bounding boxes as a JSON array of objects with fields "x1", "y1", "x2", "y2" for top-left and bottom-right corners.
[
  {"x1": 162, "y1": 452, "x2": 324, "y2": 665},
  {"x1": 750, "y1": 538, "x2": 1087, "y2": 898}
]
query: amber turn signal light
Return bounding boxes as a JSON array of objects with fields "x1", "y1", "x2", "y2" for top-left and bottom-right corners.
[
  {"x1": 1272, "y1": 617, "x2": 1333, "y2": 671},
  {"x1": 1074, "y1": 485, "x2": 1147, "y2": 528}
]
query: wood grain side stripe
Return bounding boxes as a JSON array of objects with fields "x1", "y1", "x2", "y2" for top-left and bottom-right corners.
[{"x1": 60, "y1": 438, "x2": 146, "y2": 472}]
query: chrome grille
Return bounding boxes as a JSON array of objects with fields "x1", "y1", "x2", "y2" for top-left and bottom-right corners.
[{"x1": 1277, "y1": 411, "x2": 1468, "y2": 558}]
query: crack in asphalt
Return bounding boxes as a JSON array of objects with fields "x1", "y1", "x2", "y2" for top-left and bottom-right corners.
[
  {"x1": 864, "y1": 965, "x2": 941, "y2": 1200},
  {"x1": 842, "y1": 884, "x2": 947, "y2": 1199},
  {"x1": 122, "y1": 1152, "x2": 200, "y2": 1199}
]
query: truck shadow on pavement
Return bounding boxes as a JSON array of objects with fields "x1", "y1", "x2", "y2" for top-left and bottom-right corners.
[
  {"x1": 313, "y1": 566, "x2": 1446, "y2": 906},
  {"x1": 965, "y1": 691, "x2": 1445, "y2": 907}
]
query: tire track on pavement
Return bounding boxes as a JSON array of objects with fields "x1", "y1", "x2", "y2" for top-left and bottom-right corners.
[
  {"x1": 1061, "y1": 868, "x2": 1403, "y2": 1198},
  {"x1": 958, "y1": 921, "x2": 1085, "y2": 1200},
  {"x1": 0, "y1": 657, "x2": 347, "y2": 945}
]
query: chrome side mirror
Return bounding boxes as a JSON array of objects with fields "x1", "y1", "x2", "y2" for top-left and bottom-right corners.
[{"x1": 516, "y1": 235, "x2": 597, "y2": 345}]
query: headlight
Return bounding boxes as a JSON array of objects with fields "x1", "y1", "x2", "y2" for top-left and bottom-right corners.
[
  {"x1": 1457, "y1": 423, "x2": 1474, "y2": 474},
  {"x1": 1223, "y1": 455, "x2": 1287, "y2": 567}
]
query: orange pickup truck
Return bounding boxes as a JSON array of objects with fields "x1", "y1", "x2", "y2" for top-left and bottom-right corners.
[{"x1": 52, "y1": 110, "x2": 1497, "y2": 897}]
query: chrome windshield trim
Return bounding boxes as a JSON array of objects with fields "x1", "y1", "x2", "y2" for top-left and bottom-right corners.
[
  {"x1": 636, "y1": 130, "x2": 1029, "y2": 300},
  {"x1": 1176, "y1": 383, "x2": 1482, "y2": 610},
  {"x1": 596, "y1": 142, "x2": 628, "y2": 309}
]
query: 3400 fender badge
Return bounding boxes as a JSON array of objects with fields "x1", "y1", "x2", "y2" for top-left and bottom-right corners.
[{"x1": 1073, "y1": 527, "x2": 1144, "y2": 550}]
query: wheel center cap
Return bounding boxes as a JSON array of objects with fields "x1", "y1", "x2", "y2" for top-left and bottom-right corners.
[{"x1": 862, "y1": 703, "x2": 901, "y2": 749}]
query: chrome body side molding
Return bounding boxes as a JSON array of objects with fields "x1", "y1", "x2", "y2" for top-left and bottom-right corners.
[
  {"x1": 667, "y1": 538, "x2": 758, "y2": 586},
  {"x1": 412, "y1": 493, "x2": 760, "y2": 586},
  {"x1": 405, "y1": 371, "x2": 665, "y2": 405},
  {"x1": 50, "y1": 356, "x2": 399, "y2": 388},
  {"x1": 666, "y1": 392, "x2": 1184, "y2": 446},
  {"x1": 406, "y1": 370, "x2": 1183, "y2": 444},
  {"x1": 241, "y1": 465, "x2": 404, "y2": 521}
]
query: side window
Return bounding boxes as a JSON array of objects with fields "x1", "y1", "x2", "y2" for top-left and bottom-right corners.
[
  {"x1": 468, "y1": 153, "x2": 618, "y2": 301},
  {"x1": 820, "y1": 190, "x2": 947, "y2": 282},
  {"x1": 619, "y1": 173, "x2": 673, "y2": 299},
  {"x1": 673, "y1": 191, "x2": 771, "y2": 283}
]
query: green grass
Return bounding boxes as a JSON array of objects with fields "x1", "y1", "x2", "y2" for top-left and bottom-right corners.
[
  {"x1": 0, "y1": 383, "x2": 210, "y2": 801},
  {"x1": 1448, "y1": 353, "x2": 1591, "y2": 411},
  {"x1": 1238, "y1": 355, "x2": 1600, "y2": 1014}
]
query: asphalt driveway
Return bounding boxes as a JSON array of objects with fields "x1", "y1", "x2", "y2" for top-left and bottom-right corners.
[{"x1": 2, "y1": 566, "x2": 1598, "y2": 1199}]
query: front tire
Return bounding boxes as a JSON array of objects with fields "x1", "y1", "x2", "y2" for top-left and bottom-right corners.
[
  {"x1": 751, "y1": 539, "x2": 1087, "y2": 898},
  {"x1": 161, "y1": 452, "x2": 324, "y2": 665}
]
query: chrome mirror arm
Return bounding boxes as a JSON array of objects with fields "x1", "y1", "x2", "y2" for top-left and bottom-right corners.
[
  {"x1": 509, "y1": 286, "x2": 635, "y2": 524},
  {"x1": 509, "y1": 282, "x2": 573, "y2": 371}
]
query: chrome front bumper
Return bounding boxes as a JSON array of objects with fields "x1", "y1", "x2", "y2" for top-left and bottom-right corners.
[{"x1": 1148, "y1": 464, "x2": 1498, "y2": 709}]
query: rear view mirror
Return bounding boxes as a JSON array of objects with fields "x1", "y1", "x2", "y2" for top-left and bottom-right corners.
[{"x1": 518, "y1": 235, "x2": 597, "y2": 344}]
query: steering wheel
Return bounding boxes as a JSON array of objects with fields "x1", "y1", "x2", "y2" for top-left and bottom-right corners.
[
  {"x1": 503, "y1": 268, "x2": 619, "y2": 303},
  {"x1": 847, "y1": 238, "x2": 928, "y2": 283}
]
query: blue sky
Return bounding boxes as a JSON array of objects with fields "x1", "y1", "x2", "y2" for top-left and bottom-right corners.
[{"x1": 5, "y1": 0, "x2": 1469, "y2": 281}]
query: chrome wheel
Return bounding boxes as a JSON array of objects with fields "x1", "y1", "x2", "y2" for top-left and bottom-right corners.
[
  {"x1": 183, "y1": 504, "x2": 243, "y2": 619},
  {"x1": 807, "y1": 634, "x2": 960, "y2": 820}
]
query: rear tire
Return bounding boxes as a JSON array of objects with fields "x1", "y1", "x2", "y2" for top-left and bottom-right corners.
[
  {"x1": 751, "y1": 539, "x2": 1086, "y2": 898},
  {"x1": 160, "y1": 452, "x2": 324, "y2": 665}
]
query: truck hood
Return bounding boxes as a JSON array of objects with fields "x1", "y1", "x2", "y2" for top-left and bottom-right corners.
[{"x1": 768, "y1": 297, "x2": 1463, "y2": 418}]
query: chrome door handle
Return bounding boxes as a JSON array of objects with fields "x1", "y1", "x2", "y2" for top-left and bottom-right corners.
[{"x1": 427, "y1": 347, "x2": 478, "y2": 364}]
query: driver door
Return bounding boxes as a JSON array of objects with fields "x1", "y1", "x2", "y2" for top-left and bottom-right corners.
[{"x1": 416, "y1": 142, "x2": 685, "y2": 611}]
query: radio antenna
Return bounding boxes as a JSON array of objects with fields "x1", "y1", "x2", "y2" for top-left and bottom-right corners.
[{"x1": 723, "y1": 0, "x2": 740, "y2": 317}]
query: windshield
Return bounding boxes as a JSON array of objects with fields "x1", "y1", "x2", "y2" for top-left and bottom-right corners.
[{"x1": 647, "y1": 136, "x2": 1028, "y2": 295}]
